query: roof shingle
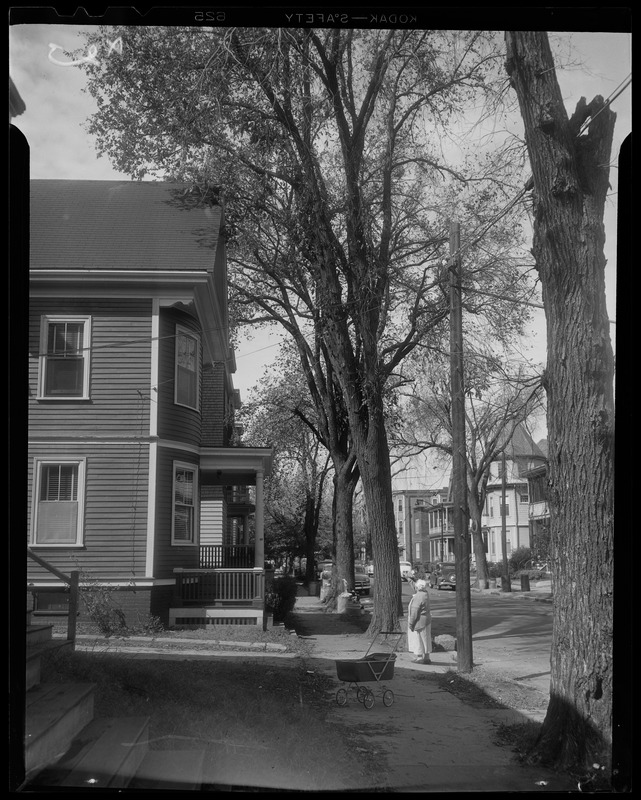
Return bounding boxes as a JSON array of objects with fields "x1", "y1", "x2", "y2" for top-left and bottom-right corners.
[{"x1": 30, "y1": 180, "x2": 222, "y2": 272}]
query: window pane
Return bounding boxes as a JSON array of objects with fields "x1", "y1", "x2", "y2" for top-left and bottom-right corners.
[
  {"x1": 36, "y1": 502, "x2": 78, "y2": 543},
  {"x1": 35, "y1": 463, "x2": 80, "y2": 544},
  {"x1": 175, "y1": 470, "x2": 194, "y2": 504},
  {"x1": 45, "y1": 357, "x2": 84, "y2": 396},
  {"x1": 174, "y1": 468, "x2": 195, "y2": 543},
  {"x1": 48, "y1": 322, "x2": 83, "y2": 356},
  {"x1": 44, "y1": 322, "x2": 85, "y2": 397},
  {"x1": 41, "y1": 465, "x2": 77, "y2": 501},
  {"x1": 174, "y1": 506, "x2": 193, "y2": 541},
  {"x1": 176, "y1": 332, "x2": 198, "y2": 407}
]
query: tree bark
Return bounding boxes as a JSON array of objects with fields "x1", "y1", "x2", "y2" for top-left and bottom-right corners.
[
  {"x1": 324, "y1": 458, "x2": 359, "y2": 610},
  {"x1": 505, "y1": 31, "x2": 615, "y2": 775},
  {"x1": 351, "y1": 401, "x2": 404, "y2": 632}
]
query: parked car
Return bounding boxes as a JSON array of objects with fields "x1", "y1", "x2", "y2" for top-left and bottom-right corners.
[
  {"x1": 354, "y1": 570, "x2": 371, "y2": 596},
  {"x1": 399, "y1": 561, "x2": 413, "y2": 581},
  {"x1": 437, "y1": 563, "x2": 457, "y2": 590}
]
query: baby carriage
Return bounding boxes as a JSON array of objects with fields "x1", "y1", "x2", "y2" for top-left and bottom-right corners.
[{"x1": 334, "y1": 631, "x2": 403, "y2": 709}]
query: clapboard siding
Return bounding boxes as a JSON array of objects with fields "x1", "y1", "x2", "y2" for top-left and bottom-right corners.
[
  {"x1": 27, "y1": 442, "x2": 149, "y2": 579},
  {"x1": 156, "y1": 309, "x2": 202, "y2": 446},
  {"x1": 199, "y1": 501, "x2": 224, "y2": 545},
  {"x1": 153, "y1": 446, "x2": 200, "y2": 578},
  {"x1": 29, "y1": 298, "x2": 152, "y2": 437}
]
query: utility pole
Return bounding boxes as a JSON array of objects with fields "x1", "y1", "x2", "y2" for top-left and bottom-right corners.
[
  {"x1": 449, "y1": 220, "x2": 473, "y2": 673},
  {"x1": 501, "y1": 450, "x2": 511, "y2": 591}
]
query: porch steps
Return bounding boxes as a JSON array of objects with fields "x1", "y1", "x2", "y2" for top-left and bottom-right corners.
[
  {"x1": 25, "y1": 680, "x2": 96, "y2": 779},
  {"x1": 24, "y1": 615, "x2": 206, "y2": 790},
  {"x1": 26, "y1": 715, "x2": 151, "y2": 789}
]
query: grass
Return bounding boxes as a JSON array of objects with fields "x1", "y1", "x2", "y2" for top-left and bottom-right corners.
[
  {"x1": 37, "y1": 637, "x2": 386, "y2": 791},
  {"x1": 60, "y1": 619, "x2": 313, "y2": 655}
]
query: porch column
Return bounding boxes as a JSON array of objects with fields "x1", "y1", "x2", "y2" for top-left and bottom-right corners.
[{"x1": 254, "y1": 469, "x2": 265, "y2": 569}]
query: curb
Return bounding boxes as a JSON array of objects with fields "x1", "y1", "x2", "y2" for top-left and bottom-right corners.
[{"x1": 63, "y1": 633, "x2": 294, "y2": 656}]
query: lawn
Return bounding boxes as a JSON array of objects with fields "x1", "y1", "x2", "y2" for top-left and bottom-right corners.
[{"x1": 38, "y1": 638, "x2": 386, "y2": 792}]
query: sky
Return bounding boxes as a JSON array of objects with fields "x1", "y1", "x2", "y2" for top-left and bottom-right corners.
[{"x1": 10, "y1": 21, "x2": 631, "y2": 485}]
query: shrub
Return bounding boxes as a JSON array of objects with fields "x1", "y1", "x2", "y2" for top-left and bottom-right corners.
[
  {"x1": 509, "y1": 546, "x2": 533, "y2": 573},
  {"x1": 81, "y1": 585, "x2": 129, "y2": 637},
  {"x1": 78, "y1": 568, "x2": 165, "y2": 637},
  {"x1": 265, "y1": 575, "x2": 298, "y2": 622}
]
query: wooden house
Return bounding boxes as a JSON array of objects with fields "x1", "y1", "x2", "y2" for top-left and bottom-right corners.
[{"x1": 27, "y1": 180, "x2": 273, "y2": 629}]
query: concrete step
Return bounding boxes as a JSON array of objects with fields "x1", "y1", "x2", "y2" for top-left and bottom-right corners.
[
  {"x1": 25, "y1": 682, "x2": 95, "y2": 779},
  {"x1": 26, "y1": 716, "x2": 150, "y2": 789},
  {"x1": 26, "y1": 623, "x2": 55, "y2": 648},
  {"x1": 26, "y1": 639, "x2": 74, "y2": 691},
  {"x1": 129, "y1": 749, "x2": 206, "y2": 790}
]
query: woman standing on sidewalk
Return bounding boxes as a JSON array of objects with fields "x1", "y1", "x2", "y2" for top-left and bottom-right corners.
[{"x1": 407, "y1": 579, "x2": 432, "y2": 664}]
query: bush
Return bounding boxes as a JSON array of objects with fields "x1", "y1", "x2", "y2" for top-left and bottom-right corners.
[
  {"x1": 509, "y1": 546, "x2": 533, "y2": 573},
  {"x1": 265, "y1": 575, "x2": 298, "y2": 622},
  {"x1": 80, "y1": 579, "x2": 129, "y2": 637},
  {"x1": 79, "y1": 569, "x2": 165, "y2": 637}
]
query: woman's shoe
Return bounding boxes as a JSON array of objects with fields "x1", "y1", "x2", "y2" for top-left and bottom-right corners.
[
  {"x1": 421, "y1": 657, "x2": 432, "y2": 664},
  {"x1": 411, "y1": 657, "x2": 423, "y2": 663}
]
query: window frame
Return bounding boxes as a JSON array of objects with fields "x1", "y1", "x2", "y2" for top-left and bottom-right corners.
[
  {"x1": 38, "y1": 315, "x2": 92, "y2": 400},
  {"x1": 31, "y1": 458, "x2": 86, "y2": 547},
  {"x1": 171, "y1": 461, "x2": 199, "y2": 546},
  {"x1": 174, "y1": 325, "x2": 200, "y2": 411}
]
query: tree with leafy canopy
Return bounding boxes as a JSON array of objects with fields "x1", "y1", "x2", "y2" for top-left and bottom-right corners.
[
  {"x1": 80, "y1": 25, "x2": 533, "y2": 632},
  {"x1": 505, "y1": 31, "x2": 616, "y2": 781},
  {"x1": 395, "y1": 349, "x2": 544, "y2": 586},
  {"x1": 239, "y1": 365, "x2": 333, "y2": 576},
  {"x1": 238, "y1": 344, "x2": 357, "y2": 600}
]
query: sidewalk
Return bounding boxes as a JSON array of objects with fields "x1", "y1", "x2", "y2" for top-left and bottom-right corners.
[{"x1": 290, "y1": 593, "x2": 573, "y2": 792}]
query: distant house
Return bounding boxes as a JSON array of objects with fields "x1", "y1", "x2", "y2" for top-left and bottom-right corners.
[
  {"x1": 27, "y1": 180, "x2": 273, "y2": 628},
  {"x1": 521, "y1": 439, "x2": 550, "y2": 562},
  {"x1": 392, "y1": 488, "x2": 449, "y2": 564},
  {"x1": 481, "y1": 425, "x2": 547, "y2": 563}
]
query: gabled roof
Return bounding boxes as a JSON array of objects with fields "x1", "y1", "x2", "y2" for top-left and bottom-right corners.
[
  {"x1": 30, "y1": 180, "x2": 223, "y2": 272},
  {"x1": 501, "y1": 424, "x2": 547, "y2": 460}
]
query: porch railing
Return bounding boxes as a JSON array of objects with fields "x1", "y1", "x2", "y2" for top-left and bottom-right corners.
[
  {"x1": 173, "y1": 568, "x2": 264, "y2": 607},
  {"x1": 199, "y1": 544, "x2": 254, "y2": 569},
  {"x1": 27, "y1": 548, "x2": 78, "y2": 649}
]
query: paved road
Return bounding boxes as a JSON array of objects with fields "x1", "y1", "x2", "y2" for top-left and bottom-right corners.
[{"x1": 391, "y1": 579, "x2": 554, "y2": 700}]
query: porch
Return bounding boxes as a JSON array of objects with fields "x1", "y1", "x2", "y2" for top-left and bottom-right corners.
[{"x1": 172, "y1": 447, "x2": 274, "y2": 628}]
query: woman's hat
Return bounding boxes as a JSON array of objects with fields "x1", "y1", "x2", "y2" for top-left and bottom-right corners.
[{"x1": 416, "y1": 579, "x2": 427, "y2": 590}]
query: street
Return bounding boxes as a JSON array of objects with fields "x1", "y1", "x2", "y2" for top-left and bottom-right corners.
[{"x1": 395, "y1": 579, "x2": 553, "y2": 693}]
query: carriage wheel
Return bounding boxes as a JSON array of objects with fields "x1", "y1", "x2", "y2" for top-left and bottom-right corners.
[
  {"x1": 383, "y1": 689, "x2": 394, "y2": 707},
  {"x1": 336, "y1": 688, "x2": 348, "y2": 706},
  {"x1": 363, "y1": 691, "x2": 375, "y2": 709},
  {"x1": 356, "y1": 686, "x2": 368, "y2": 703}
]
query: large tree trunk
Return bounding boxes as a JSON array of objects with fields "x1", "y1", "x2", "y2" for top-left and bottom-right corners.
[
  {"x1": 351, "y1": 403, "x2": 404, "y2": 633},
  {"x1": 505, "y1": 32, "x2": 615, "y2": 776},
  {"x1": 324, "y1": 458, "x2": 359, "y2": 610}
]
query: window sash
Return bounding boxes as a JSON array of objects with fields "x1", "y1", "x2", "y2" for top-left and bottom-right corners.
[
  {"x1": 173, "y1": 465, "x2": 197, "y2": 544},
  {"x1": 33, "y1": 461, "x2": 83, "y2": 545},
  {"x1": 175, "y1": 329, "x2": 199, "y2": 409},
  {"x1": 40, "y1": 317, "x2": 90, "y2": 398}
]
